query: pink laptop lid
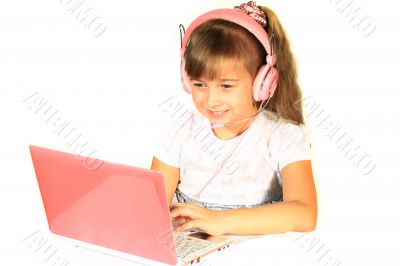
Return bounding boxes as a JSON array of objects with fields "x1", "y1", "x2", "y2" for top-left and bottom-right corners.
[{"x1": 29, "y1": 145, "x2": 177, "y2": 265}]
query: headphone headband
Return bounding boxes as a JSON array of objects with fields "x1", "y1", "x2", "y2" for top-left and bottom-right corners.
[{"x1": 180, "y1": 8, "x2": 273, "y2": 61}]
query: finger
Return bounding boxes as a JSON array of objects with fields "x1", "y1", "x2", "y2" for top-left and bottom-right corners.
[
  {"x1": 170, "y1": 206, "x2": 200, "y2": 220},
  {"x1": 170, "y1": 207, "x2": 192, "y2": 219},
  {"x1": 171, "y1": 216, "x2": 190, "y2": 223},
  {"x1": 169, "y1": 202, "x2": 196, "y2": 210},
  {"x1": 177, "y1": 219, "x2": 202, "y2": 232},
  {"x1": 169, "y1": 203, "x2": 187, "y2": 211}
]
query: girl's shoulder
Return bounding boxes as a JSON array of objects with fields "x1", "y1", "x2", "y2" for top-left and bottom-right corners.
[
  {"x1": 260, "y1": 110, "x2": 312, "y2": 170},
  {"x1": 261, "y1": 109, "x2": 310, "y2": 144}
]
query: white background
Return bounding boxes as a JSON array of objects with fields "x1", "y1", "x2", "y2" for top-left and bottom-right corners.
[{"x1": 0, "y1": 0, "x2": 399, "y2": 265}]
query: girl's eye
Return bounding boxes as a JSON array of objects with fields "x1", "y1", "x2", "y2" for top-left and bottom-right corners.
[
  {"x1": 193, "y1": 83, "x2": 205, "y2": 88},
  {"x1": 222, "y1": 84, "x2": 233, "y2": 89}
]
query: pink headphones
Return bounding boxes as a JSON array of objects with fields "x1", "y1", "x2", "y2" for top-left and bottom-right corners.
[{"x1": 180, "y1": 8, "x2": 278, "y2": 102}]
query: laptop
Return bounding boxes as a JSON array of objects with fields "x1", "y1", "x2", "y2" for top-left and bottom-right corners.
[{"x1": 29, "y1": 145, "x2": 233, "y2": 266}]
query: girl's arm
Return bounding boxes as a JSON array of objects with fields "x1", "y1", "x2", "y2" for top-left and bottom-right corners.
[
  {"x1": 220, "y1": 160, "x2": 318, "y2": 235},
  {"x1": 151, "y1": 157, "x2": 180, "y2": 205}
]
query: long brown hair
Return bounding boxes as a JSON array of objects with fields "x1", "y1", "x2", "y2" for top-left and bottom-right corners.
[{"x1": 184, "y1": 5, "x2": 304, "y2": 125}]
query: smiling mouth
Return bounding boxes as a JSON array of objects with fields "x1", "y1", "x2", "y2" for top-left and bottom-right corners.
[{"x1": 208, "y1": 109, "x2": 229, "y2": 119}]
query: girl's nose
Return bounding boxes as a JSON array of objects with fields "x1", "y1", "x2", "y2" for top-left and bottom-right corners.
[{"x1": 207, "y1": 87, "x2": 223, "y2": 106}]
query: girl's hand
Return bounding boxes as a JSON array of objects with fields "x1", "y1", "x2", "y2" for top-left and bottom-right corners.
[{"x1": 169, "y1": 203, "x2": 226, "y2": 236}]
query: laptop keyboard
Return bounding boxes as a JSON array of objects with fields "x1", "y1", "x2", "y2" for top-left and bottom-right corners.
[{"x1": 174, "y1": 233, "x2": 214, "y2": 259}]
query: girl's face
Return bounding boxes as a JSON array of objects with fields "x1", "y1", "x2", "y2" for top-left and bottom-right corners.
[{"x1": 190, "y1": 59, "x2": 258, "y2": 138}]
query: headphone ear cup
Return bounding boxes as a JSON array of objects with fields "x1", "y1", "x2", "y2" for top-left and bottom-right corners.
[
  {"x1": 252, "y1": 64, "x2": 267, "y2": 102},
  {"x1": 252, "y1": 64, "x2": 279, "y2": 101},
  {"x1": 267, "y1": 68, "x2": 278, "y2": 98},
  {"x1": 181, "y1": 59, "x2": 192, "y2": 94},
  {"x1": 260, "y1": 66, "x2": 278, "y2": 100}
]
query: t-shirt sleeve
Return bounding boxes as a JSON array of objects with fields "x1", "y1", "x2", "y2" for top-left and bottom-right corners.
[
  {"x1": 272, "y1": 123, "x2": 312, "y2": 172},
  {"x1": 152, "y1": 117, "x2": 187, "y2": 168}
]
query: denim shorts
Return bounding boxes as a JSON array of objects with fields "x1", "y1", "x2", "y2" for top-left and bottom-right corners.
[{"x1": 175, "y1": 189, "x2": 282, "y2": 211}]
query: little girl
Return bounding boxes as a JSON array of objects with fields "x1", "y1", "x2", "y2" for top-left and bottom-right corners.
[{"x1": 152, "y1": 1, "x2": 317, "y2": 236}]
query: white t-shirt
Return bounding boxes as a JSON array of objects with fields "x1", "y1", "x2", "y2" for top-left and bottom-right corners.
[{"x1": 153, "y1": 107, "x2": 311, "y2": 207}]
